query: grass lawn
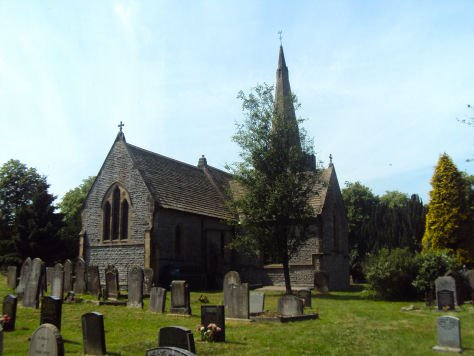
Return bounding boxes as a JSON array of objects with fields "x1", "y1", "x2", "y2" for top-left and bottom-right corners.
[{"x1": 1, "y1": 274, "x2": 473, "y2": 355}]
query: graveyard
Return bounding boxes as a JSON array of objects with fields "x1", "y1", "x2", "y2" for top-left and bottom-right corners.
[{"x1": 1, "y1": 273, "x2": 473, "y2": 355}]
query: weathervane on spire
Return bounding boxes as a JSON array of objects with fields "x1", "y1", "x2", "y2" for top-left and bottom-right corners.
[
  {"x1": 278, "y1": 30, "x2": 283, "y2": 45},
  {"x1": 329, "y1": 154, "x2": 333, "y2": 165},
  {"x1": 118, "y1": 121, "x2": 125, "y2": 132}
]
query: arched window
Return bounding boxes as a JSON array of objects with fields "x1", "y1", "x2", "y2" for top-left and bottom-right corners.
[
  {"x1": 120, "y1": 200, "x2": 129, "y2": 240},
  {"x1": 102, "y1": 184, "x2": 131, "y2": 242},
  {"x1": 112, "y1": 187, "x2": 120, "y2": 240},
  {"x1": 103, "y1": 202, "x2": 111, "y2": 240},
  {"x1": 174, "y1": 226, "x2": 181, "y2": 256},
  {"x1": 220, "y1": 232, "x2": 225, "y2": 258}
]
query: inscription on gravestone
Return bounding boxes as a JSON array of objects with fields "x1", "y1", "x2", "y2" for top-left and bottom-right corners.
[
  {"x1": 159, "y1": 326, "x2": 196, "y2": 353},
  {"x1": 201, "y1": 305, "x2": 225, "y2": 342},
  {"x1": 433, "y1": 316, "x2": 462, "y2": 353},
  {"x1": 40, "y1": 296, "x2": 62, "y2": 330},
  {"x1": 149, "y1": 287, "x2": 167, "y2": 313},
  {"x1": 127, "y1": 265, "x2": 144, "y2": 308},
  {"x1": 17, "y1": 257, "x2": 32, "y2": 298},
  {"x1": 2, "y1": 295, "x2": 17, "y2": 331},
  {"x1": 7, "y1": 266, "x2": 17, "y2": 289},
  {"x1": 23, "y1": 258, "x2": 43, "y2": 309},
  {"x1": 82, "y1": 312, "x2": 106, "y2": 355},
  {"x1": 74, "y1": 258, "x2": 87, "y2": 294},
  {"x1": 29, "y1": 323, "x2": 64, "y2": 356}
]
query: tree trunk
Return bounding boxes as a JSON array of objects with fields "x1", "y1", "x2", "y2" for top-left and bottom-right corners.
[{"x1": 282, "y1": 251, "x2": 292, "y2": 295}]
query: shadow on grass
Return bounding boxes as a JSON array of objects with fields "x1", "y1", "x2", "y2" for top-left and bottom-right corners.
[
  {"x1": 62, "y1": 339, "x2": 81, "y2": 345},
  {"x1": 312, "y1": 293, "x2": 369, "y2": 302}
]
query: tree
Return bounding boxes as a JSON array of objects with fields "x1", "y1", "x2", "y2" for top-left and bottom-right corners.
[
  {"x1": 0, "y1": 159, "x2": 63, "y2": 266},
  {"x1": 57, "y1": 176, "x2": 95, "y2": 258},
  {"x1": 227, "y1": 83, "x2": 318, "y2": 295},
  {"x1": 422, "y1": 153, "x2": 473, "y2": 265}
]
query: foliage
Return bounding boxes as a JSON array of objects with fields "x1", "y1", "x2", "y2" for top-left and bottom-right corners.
[
  {"x1": 0, "y1": 159, "x2": 63, "y2": 266},
  {"x1": 364, "y1": 248, "x2": 418, "y2": 300},
  {"x1": 227, "y1": 83, "x2": 318, "y2": 294},
  {"x1": 422, "y1": 153, "x2": 473, "y2": 265}
]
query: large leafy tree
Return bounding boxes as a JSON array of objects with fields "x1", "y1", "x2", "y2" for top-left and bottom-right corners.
[
  {"x1": 0, "y1": 159, "x2": 63, "y2": 266},
  {"x1": 227, "y1": 83, "x2": 318, "y2": 294},
  {"x1": 422, "y1": 153, "x2": 473, "y2": 265}
]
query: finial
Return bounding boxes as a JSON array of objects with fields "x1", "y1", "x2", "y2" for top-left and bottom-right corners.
[
  {"x1": 329, "y1": 154, "x2": 333, "y2": 165},
  {"x1": 118, "y1": 121, "x2": 125, "y2": 132},
  {"x1": 278, "y1": 30, "x2": 283, "y2": 45}
]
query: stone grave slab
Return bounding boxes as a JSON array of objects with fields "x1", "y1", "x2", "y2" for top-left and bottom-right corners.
[
  {"x1": 433, "y1": 316, "x2": 462, "y2": 353},
  {"x1": 87, "y1": 265, "x2": 100, "y2": 297},
  {"x1": 46, "y1": 267, "x2": 54, "y2": 291},
  {"x1": 127, "y1": 265, "x2": 144, "y2": 308},
  {"x1": 159, "y1": 326, "x2": 195, "y2": 353},
  {"x1": 297, "y1": 289, "x2": 312, "y2": 308},
  {"x1": 40, "y1": 296, "x2": 62, "y2": 330},
  {"x1": 51, "y1": 264, "x2": 64, "y2": 300},
  {"x1": 17, "y1": 257, "x2": 32, "y2": 298},
  {"x1": 169, "y1": 281, "x2": 191, "y2": 315},
  {"x1": 435, "y1": 276, "x2": 457, "y2": 310},
  {"x1": 7, "y1": 266, "x2": 17, "y2": 289},
  {"x1": 278, "y1": 295, "x2": 304, "y2": 317},
  {"x1": 74, "y1": 258, "x2": 87, "y2": 294},
  {"x1": 249, "y1": 292, "x2": 265, "y2": 314},
  {"x1": 29, "y1": 323, "x2": 64, "y2": 356},
  {"x1": 105, "y1": 265, "x2": 120, "y2": 299},
  {"x1": 201, "y1": 305, "x2": 225, "y2": 342},
  {"x1": 314, "y1": 271, "x2": 329, "y2": 293},
  {"x1": 2, "y1": 295, "x2": 17, "y2": 331},
  {"x1": 143, "y1": 267, "x2": 154, "y2": 295},
  {"x1": 63, "y1": 259, "x2": 73, "y2": 293},
  {"x1": 82, "y1": 312, "x2": 106, "y2": 355},
  {"x1": 149, "y1": 287, "x2": 167, "y2": 313},
  {"x1": 23, "y1": 258, "x2": 43, "y2": 309},
  {"x1": 146, "y1": 347, "x2": 197, "y2": 356},
  {"x1": 223, "y1": 272, "x2": 249, "y2": 320}
]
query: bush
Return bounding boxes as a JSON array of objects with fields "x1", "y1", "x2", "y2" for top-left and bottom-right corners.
[{"x1": 364, "y1": 248, "x2": 418, "y2": 300}]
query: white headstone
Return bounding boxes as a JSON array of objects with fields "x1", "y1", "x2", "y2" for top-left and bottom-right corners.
[
  {"x1": 29, "y1": 323, "x2": 64, "y2": 356},
  {"x1": 433, "y1": 316, "x2": 462, "y2": 353}
]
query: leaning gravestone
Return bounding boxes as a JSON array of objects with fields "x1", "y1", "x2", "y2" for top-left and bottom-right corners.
[
  {"x1": 297, "y1": 289, "x2": 312, "y2": 308},
  {"x1": 149, "y1": 287, "x2": 167, "y2": 313},
  {"x1": 29, "y1": 323, "x2": 64, "y2": 356},
  {"x1": 82, "y1": 312, "x2": 106, "y2": 355},
  {"x1": 23, "y1": 258, "x2": 43, "y2": 309},
  {"x1": 201, "y1": 305, "x2": 225, "y2": 342},
  {"x1": 314, "y1": 271, "x2": 329, "y2": 293},
  {"x1": 169, "y1": 281, "x2": 191, "y2": 315},
  {"x1": 159, "y1": 326, "x2": 196, "y2": 353},
  {"x1": 249, "y1": 292, "x2": 265, "y2": 314},
  {"x1": 143, "y1": 267, "x2": 154, "y2": 295},
  {"x1": 7, "y1": 266, "x2": 17, "y2": 289},
  {"x1": 51, "y1": 264, "x2": 64, "y2": 300},
  {"x1": 278, "y1": 295, "x2": 304, "y2": 317},
  {"x1": 223, "y1": 271, "x2": 249, "y2": 320},
  {"x1": 105, "y1": 264, "x2": 120, "y2": 299},
  {"x1": 17, "y1": 257, "x2": 32, "y2": 298},
  {"x1": 74, "y1": 258, "x2": 87, "y2": 294},
  {"x1": 40, "y1": 296, "x2": 62, "y2": 330},
  {"x1": 433, "y1": 316, "x2": 462, "y2": 353},
  {"x1": 2, "y1": 295, "x2": 17, "y2": 331},
  {"x1": 146, "y1": 347, "x2": 197, "y2": 356},
  {"x1": 127, "y1": 265, "x2": 144, "y2": 308},
  {"x1": 63, "y1": 260, "x2": 73, "y2": 293},
  {"x1": 435, "y1": 276, "x2": 457, "y2": 310},
  {"x1": 87, "y1": 265, "x2": 101, "y2": 297}
]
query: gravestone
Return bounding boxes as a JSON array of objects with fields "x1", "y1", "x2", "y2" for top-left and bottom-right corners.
[
  {"x1": 87, "y1": 265, "x2": 101, "y2": 297},
  {"x1": 466, "y1": 270, "x2": 474, "y2": 305},
  {"x1": 74, "y1": 258, "x2": 87, "y2": 294},
  {"x1": 46, "y1": 267, "x2": 55, "y2": 291},
  {"x1": 201, "y1": 305, "x2": 225, "y2": 342},
  {"x1": 223, "y1": 271, "x2": 249, "y2": 320},
  {"x1": 23, "y1": 258, "x2": 43, "y2": 309},
  {"x1": 297, "y1": 289, "x2": 312, "y2": 308},
  {"x1": 169, "y1": 281, "x2": 191, "y2": 315},
  {"x1": 17, "y1": 257, "x2": 32, "y2": 298},
  {"x1": 435, "y1": 276, "x2": 457, "y2": 310},
  {"x1": 127, "y1": 265, "x2": 144, "y2": 308},
  {"x1": 159, "y1": 326, "x2": 195, "y2": 353},
  {"x1": 29, "y1": 323, "x2": 64, "y2": 356},
  {"x1": 149, "y1": 287, "x2": 167, "y2": 313},
  {"x1": 143, "y1": 267, "x2": 154, "y2": 295},
  {"x1": 0, "y1": 326, "x2": 2, "y2": 356},
  {"x1": 314, "y1": 271, "x2": 329, "y2": 293},
  {"x1": 278, "y1": 295, "x2": 304, "y2": 317},
  {"x1": 51, "y1": 264, "x2": 64, "y2": 299},
  {"x1": 223, "y1": 271, "x2": 241, "y2": 307},
  {"x1": 63, "y1": 259, "x2": 73, "y2": 293},
  {"x1": 249, "y1": 292, "x2": 265, "y2": 314},
  {"x1": 146, "y1": 347, "x2": 197, "y2": 356},
  {"x1": 433, "y1": 316, "x2": 462, "y2": 353},
  {"x1": 2, "y1": 295, "x2": 17, "y2": 331},
  {"x1": 82, "y1": 312, "x2": 106, "y2": 355},
  {"x1": 7, "y1": 266, "x2": 17, "y2": 289},
  {"x1": 105, "y1": 265, "x2": 120, "y2": 299},
  {"x1": 445, "y1": 270, "x2": 465, "y2": 305},
  {"x1": 40, "y1": 296, "x2": 62, "y2": 330}
]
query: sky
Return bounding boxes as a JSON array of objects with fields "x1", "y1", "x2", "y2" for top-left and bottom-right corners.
[{"x1": 1, "y1": 1, "x2": 473, "y2": 205}]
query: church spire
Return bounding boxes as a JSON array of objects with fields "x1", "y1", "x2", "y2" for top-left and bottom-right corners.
[{"x1": 273, "y1": 45, "x2": 301, "y2": 151}]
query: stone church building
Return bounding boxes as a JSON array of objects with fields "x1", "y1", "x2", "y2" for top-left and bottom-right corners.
[{"x1": 79, "y1": 46, "x2": 349, "y2": 291}]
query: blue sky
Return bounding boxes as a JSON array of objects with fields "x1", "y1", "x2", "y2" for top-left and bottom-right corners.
[{"x1": 1, "y1": 1, "x2": 473, "y2": 204}]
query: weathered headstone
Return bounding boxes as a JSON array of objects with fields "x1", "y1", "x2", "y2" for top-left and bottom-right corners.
[
  {"x1": 433, "y1": 316, "x2": 462, "y2": 353},
  {"x1": 29, "y1": 323, "x2": 64, "y2": 356},
  {"x1": 146, "y1": 347, "x2": 197, "y2": 356},
  {"x1": 466, "y1": 270, "x2": 474, "y2": 305},
  {"x1": 2, "y1": 295, "x2": 17, "y2": 331},
  {"x1": 278, "y1": 295, "x2": 304, "y2": 317},
  {"x1": 87, "y1": 265, "x2": 101, "y2": 297},
  {"x1": 63, "y1": 259, "x2": 73, "y2": 293},
  {"x1": 105, "y1": 265, "x2": 120, "y2": 299},
  {"x1": 82, "y1": 312, "x2": 106, "y2": 355},
  {"x1": 149, "y1": 287, "x2": 167, "y2": 313},
  {"x1": 40, "y1": 296, "x2": 62, "y2": 330},
  {"x1": 169, "y1": 281, "x2": 191, "y2": 315},
  {"x1": 159, "y1": 326, "x2": 195, "y2": 353},
  {"x1": 249, "y1": 292, "x2": 265, "y2": 314},
  {"x1": 51, "y1": 264, "x2": 64, "y2": 300},
  {"x1": 223, "y1": 271, "x2": 241, "y2": 307},
  {"x1": 314, "y1": 271, "x2": 329, "y2": 293},
  {"x1": 23, "y1": 258, "x2": 43, "y2": 309},
  {"x1": 201, "y1": 305, "x2": 225, "y2": 342},
  {"x1": 46, "y1": 267, "x2": 55, "y2": 291},
  {"x1": 435, "y1": 276, "x2": 457, "y2": 310},
  {"x1": 445, "y1": 270, "x2": 465, "y2": 305},
  {"x1": 74, "y1": 258, "x2": 87, "y2": 294},
  {"x1": 223, "y1": 271, "x2": 249, "y2": 320},
  {"x1": 7, "y1": 266, "x2": 17, "y2": 289},
  {"x1": 297, "y1": 289, "x2": 312, "y2": 308},
  {"x1": 143, "y1": 267, "x2": 154, "y2": 295},
  {"x1": 17, "y1": 257, "x2": 32, "y2": 298},
  {"x1": 127, "y1": 265, "x2": 144, "y2": 308}
]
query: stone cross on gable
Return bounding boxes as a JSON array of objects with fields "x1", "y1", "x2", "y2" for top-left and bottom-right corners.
[
  {"x1": 118, "y1": 121, "x2": 125, "y2": 132},
  {"x1": 278, "y1": 30, "x2": 283, "y2": 44}
]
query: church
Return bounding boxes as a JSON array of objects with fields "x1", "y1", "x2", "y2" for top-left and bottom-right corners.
[{"x1": 79, "y1": 46, "x2": 350, "y2": 291}]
